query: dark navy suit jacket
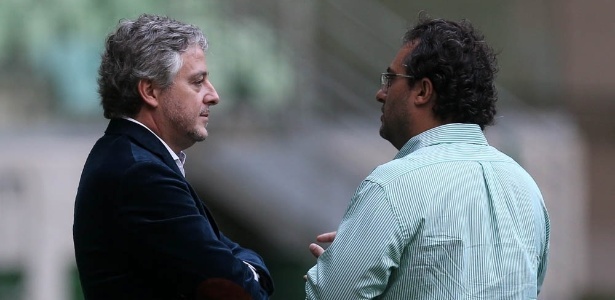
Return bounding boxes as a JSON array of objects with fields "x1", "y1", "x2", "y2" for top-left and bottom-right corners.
[{"x1": 73, "y1": 118, "x2": 273, "y2": 300}]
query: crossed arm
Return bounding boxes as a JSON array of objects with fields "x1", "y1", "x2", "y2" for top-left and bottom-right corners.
[{"x1": 120, "y1": 161, "x2": 272, "y2": 299}]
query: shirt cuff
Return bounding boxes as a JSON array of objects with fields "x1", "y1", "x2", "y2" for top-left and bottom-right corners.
[{"x1": 243, "y1": 261, "x2": 260, "y2": 282}]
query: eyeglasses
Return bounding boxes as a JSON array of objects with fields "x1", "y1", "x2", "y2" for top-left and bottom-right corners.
[{"x1": 380, "y1": 73, "x2": 413, "y2": 92}]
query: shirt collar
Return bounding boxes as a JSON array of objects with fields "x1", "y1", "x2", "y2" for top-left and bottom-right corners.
[
  {"x1": 394, "y1": 123, "x2": 488, "y2": 159},
  {"x1": 123, "y1": 117, "x2": 186, "y2": 176}
]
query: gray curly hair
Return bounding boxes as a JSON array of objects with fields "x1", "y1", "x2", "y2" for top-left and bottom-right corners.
[{"x1": 98, "y1": 14, "x2": 208, "y2": 119}]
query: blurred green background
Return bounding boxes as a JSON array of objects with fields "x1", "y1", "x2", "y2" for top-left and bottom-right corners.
[{"x1": 1, "y1": 0, "x2": 614, "y2": 299}]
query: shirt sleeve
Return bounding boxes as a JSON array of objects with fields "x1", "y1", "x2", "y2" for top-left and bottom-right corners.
[
  {"x1": 220, "y1": 233, "x2": 275, "y2": 294},
  {"x1": 537, "y1": 202, "x2": 551, "y2": 294},
  {"x1": 305, "y1": 180, "x2": 407, "y2": 300}
]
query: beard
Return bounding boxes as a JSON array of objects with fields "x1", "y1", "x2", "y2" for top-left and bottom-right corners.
[
  {"x1": 379, "y1": 118, "x2": 390, "y2": 142},
  {"x1": 378, "y1": 114, "x2": 410, "y2": 150},
  {"x1": 162, "y1": 97, "x2": 208, "y2": 147},
  {"x1": 187, "y1": 125, "x2": 208, "y2": 142}
]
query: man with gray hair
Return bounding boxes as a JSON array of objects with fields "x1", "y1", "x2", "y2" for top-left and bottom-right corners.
[{"x1": 73, "y1": 14, "x2": 274, "y2": 299}]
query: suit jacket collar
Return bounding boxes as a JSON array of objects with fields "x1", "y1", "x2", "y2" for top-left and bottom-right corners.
[
  {"x1": 106, "y1": 119, "x2": 220, "y2": 236},
  {"x1": 105, "y1": 118, "x2": 184, "y2": 177}
]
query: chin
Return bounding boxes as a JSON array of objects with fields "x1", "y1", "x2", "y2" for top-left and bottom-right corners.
[
  {"x1": 379, "y1": 127, "x2": 387, "y2": 140},
  {"x1": 189, "y1": 129, "x2": 208, "y2": 142}
]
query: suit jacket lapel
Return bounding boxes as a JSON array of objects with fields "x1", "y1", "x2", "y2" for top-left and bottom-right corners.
[
  {"x1": 185, "y1": 183, "x2": 220, "y2": 237},
  {"x1": 105, "y1": 118, "x2": 221, "y2": 237}
]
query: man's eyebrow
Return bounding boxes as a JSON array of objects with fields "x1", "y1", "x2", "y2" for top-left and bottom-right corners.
[
  {"x1": 386, "y1": 67, "x2": 393, "y2": 73},
  {"x1": 190, "y1": 71, "x2": 209, "y2": 79}
]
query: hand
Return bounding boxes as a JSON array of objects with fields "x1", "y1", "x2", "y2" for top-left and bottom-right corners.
[{"x1": 309, "y1": 231, "x2": 336, "y2": 258}]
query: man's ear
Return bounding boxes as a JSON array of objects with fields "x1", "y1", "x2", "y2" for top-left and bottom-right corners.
[
  {"x1": 414, "y1": 77, "x2": 435, "y2": 106},
  {"x1": 137, "y1": 79, "x2": 160, "y2": 108}
]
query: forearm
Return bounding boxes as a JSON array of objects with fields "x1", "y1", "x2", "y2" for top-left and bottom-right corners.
[{"x1": 305, "y1": 181, "x2": 405, "y2": 299}]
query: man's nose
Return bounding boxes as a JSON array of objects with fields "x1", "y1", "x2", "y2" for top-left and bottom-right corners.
[
  {"x1": 375, "y1": 88, "x2": 386, "y2": 103},
  {"x1": 205, "y1": 81, "x2": 220, "y2": 105}
]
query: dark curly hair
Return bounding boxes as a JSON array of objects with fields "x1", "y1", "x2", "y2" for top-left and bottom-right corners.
[
  {"x1": 98, "y1": 14, "x2": 208, "y2": 119},
  {"x1": 402, "y1": 16, "x2": 498, "y2": 129}
]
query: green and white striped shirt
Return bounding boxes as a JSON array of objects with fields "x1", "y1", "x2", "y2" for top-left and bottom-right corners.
[{"x1": 305, "y1": 123, "x2": 550, "y2": 300}]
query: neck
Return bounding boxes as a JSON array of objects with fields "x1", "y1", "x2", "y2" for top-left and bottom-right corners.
[{"x1": 132, "y1": 112, "x2": 183, "y2": 155}]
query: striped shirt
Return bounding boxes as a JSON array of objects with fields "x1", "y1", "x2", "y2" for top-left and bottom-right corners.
[{"x1": 305, "y1": 123, "x2": 550, "y2": 300}]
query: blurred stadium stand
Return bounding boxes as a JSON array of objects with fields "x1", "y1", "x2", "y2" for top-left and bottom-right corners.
[{"x1": 1, "y1": 0, "x2": 614, "y2": 299}]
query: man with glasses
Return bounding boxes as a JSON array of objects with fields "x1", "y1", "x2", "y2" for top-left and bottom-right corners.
[{"x1": 305, "y1": 16, "x2": 550, "y2": 299}]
